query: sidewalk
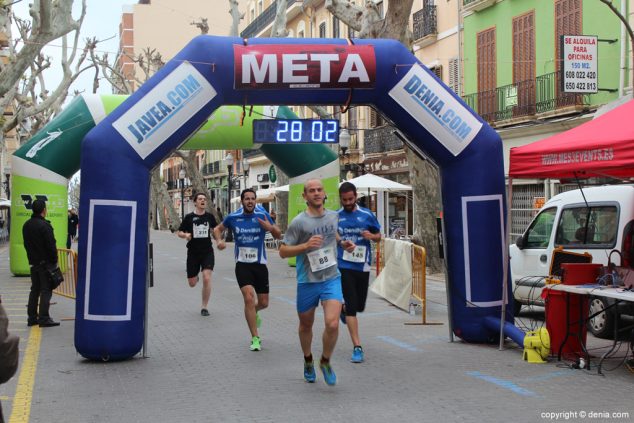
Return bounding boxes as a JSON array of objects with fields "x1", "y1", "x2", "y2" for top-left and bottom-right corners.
[{"x1": 0, "y1": 230, "x2": 633, "y2": 422}]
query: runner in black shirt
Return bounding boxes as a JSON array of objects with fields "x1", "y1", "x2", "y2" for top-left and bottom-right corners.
[{"x1": 177, "y1": 192, "x2": 220, "y2": 316}]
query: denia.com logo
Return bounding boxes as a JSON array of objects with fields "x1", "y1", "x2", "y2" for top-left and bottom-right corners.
[
  {"x1": 401, "y1": 75, "x2": 472, "y2": 141},
  {"x1": 388, "y1": 66, "x2": 482, "y2": 157}
]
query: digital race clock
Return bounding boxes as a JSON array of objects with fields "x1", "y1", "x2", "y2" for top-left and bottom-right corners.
[{"x1": 253, "y1": 119, "x2": 340, "y2": 144}]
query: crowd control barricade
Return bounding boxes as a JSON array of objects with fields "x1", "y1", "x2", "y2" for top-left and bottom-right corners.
[
  {"x1": 54, "y1": 248, "x2": 78, "y2": 299},
  {"x1": 405, "y1": 244, "x2": 442, "y2": 326}
]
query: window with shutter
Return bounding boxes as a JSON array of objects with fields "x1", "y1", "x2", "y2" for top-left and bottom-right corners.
[
  {"x1": 333, "y1": 16, "x2": 340, "y2": 38},
  {"x1": 555, "y1": 0, "x2": 582, "y2": 107},
  {"x1": 513, "y1": 11, "x2": 535, "y2": 117},
  {"x1": 477, "y1": 27, "x2": 496, "y2": 121},
  {"x1": 430, "y1": 65, "x2": 442, "y2": 80},
  {"x1": 319, "y1": 22, "x2": 327, "y2": 38},
  {"x1": 449, "y1": 58, "x2": 459, "y2": 94}
]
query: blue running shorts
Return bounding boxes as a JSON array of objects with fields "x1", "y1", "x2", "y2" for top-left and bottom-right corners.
[{"x1": 296, "y1": 277, "x2": 343, "y2": 313}]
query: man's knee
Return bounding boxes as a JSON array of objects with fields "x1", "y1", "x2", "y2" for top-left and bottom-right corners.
[
  {"x1": 324, "y1": 317, "x2": 339, "y2": 333},
  {"x1": 257, "y1": 295, "x2": 269, "y2": 309},
  {"x1": 187, "y1": 277, "x2": 198, "y2": 287}
]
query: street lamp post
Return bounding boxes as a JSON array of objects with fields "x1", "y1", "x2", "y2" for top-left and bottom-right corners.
[
  {"x1": 179, "y1": 168, "x2": 186, "y2": 220},
  {"x1": 339, "y1": 129, "x2": 351, "y2": 180},
  {"x1": 224, "y1": 152, "x2": 234, "y2": 241},
  {"x1": 242, "y1": 157, "x2": 250, "y2": 188}
]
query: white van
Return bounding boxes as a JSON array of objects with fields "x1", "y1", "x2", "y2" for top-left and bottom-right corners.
[{"x1": 509, "y1": 184, "x2": 634, "y2": 338}]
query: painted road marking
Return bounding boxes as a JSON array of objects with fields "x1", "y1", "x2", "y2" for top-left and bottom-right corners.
[
  {"x1": 9, "y1": 327, "x2": 41, "y2": 423},
  {"x1": 376, "y1": 335, "x2": 419, "y2": 352},
  {"x1": 467, "y1": 371, "x2": 537, "y2": 397}
]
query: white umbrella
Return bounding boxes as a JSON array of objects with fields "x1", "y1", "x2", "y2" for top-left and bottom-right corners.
[
  {"x1": 272, "y1": 184, "x2": 289, "y2": 192},
  {"x1": 343, "y1": 173, "x2": 412, "y2": 192}
]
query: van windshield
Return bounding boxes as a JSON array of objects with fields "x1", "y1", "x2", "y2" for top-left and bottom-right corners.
[
  {"x1": 524, "y1": 207, "x2": 556, "y2": 248},
  {"x1": 555, "y1": 205, "x2": 618, "y2": 247}
]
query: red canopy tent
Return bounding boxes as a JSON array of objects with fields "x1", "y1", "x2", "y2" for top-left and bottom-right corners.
[{"x1": 509, "y1": 99, "x2": 634, "y2": 179}]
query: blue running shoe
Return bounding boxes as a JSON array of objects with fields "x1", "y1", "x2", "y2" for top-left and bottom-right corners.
[
  {"x1": 304, "y1": 361, "x2": 316, "y2": 383},
  {"x1": 319, "y1": 361, "x2": 337, "y2": 386},
  {"x1": 351, "y1": 346, "x2": 364, "y2": 363}
]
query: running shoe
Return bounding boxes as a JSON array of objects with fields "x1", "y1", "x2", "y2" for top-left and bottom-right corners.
[
  {"x1": 250, "y1": 336, "x2": 261, "y2": 351},
  {"x1": 303, "y1": 361, "x2": 316, "y2": 383},
  {"x1": 200, "y1": 308, "x2": 210, "y2": 317},
  {"x1": 256, "y1": 311, "x2": 262, "y2": 328},
  {"x1": 319, "y1": 361, "x2": 337, "y2": 386},
  {"x1": 351, "y1": 346, "x2": 364, "y2": 363}
]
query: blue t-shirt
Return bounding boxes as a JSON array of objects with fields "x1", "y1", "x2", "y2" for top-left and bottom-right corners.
[
  {"x1": 337, "y1": 205, "x2": 381, "y2": 272},
  {"x1": 223, "y1": 207, "x2": 274, "y2": 264}
]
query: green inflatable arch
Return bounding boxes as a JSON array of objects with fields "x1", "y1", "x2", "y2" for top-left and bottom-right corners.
[{"x1": 10, "y1": 94, "x2": 339, "y2": 275}]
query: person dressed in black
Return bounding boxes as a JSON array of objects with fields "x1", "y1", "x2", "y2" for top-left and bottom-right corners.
[
  {"x1": 22, "y1": 199, "x2": 60, "y2": 327},
  {"x1": 66, "y1": 208, "x2": 79, "y2": 249},
  {"x1": 177, "y1": 193, "x2": 220, "y2": 316}
]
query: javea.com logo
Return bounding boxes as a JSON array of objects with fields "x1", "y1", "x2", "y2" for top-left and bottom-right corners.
[
  {"x1": 389, "y1": 66, "x2": 482, "y2": 157},
  {"x1": 113, "y1": 62, "x2": 217, "y2": 159}
]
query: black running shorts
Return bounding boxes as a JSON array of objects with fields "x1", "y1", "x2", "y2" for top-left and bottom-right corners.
[
  {"x1": 186, "y1": 250, "x2": 215, "y2": 278},
  {"x1": 340, "y1": 268, "x2": 370, "y2": 316},
  {"x1": 235, "y1": 262, "x2": 269, "y2": 294}
]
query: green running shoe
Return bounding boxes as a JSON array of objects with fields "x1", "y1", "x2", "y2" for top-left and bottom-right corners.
[
  {"x1": 303, "y1": 361, "x2": 316, "y2": 383},
  {"x1": 250, "y1": 336, "x2": 261, "y2": 351},
  {"x1": 256, "y1": 311, "x2": 262, "y2": 328},
  {"x1": 319, "y1": 361, "x2": 337, "y2": 386}
]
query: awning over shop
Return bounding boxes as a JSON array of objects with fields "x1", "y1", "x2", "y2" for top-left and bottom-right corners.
[
  {"x1": 509, "y1": 99, "x2": 634, "y2": 180},
  {"x1": 231, "y1": 187, "x2": 277, "y2": 203}
]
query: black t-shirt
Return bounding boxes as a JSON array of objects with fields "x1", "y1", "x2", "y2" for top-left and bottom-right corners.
[{"x1": 178, "y1": 212, "x2": 217, "y2": 254}]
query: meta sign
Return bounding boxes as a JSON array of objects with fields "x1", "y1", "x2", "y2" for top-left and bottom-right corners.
[
  {"x1": 234, "y1": 44, "x2": 376, "y2": 89},
  {"x1": 561, "y1": 35, "x2": 598, "y2": 93}
]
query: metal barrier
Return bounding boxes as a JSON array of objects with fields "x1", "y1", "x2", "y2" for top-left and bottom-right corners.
[
  {"x1": 405, "y1": 245, "x2": 442, "y2": 326},
  {"x1": 376, "y1": 240, "x2": 441, "y2": 325},
  {"x1": 54, "y1": 248, "x2": 77, "y2": 299}
]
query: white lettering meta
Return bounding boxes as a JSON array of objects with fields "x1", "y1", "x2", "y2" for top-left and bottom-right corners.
[
  {"x1": 310, "y1": 54, "x2": 339, "y2": 82},
  {"x1": 339, "y1": 54, "x2": 369, "y2": 83},
  {"x1": 241, "y1": 52, "x2": 370, "y2": 84},
  {"x1": 283, "y1": 54, "x2": 308, "y2": 83},
  {"x1": 242, "y1": 54, "x2": 277, "y2": 83}
]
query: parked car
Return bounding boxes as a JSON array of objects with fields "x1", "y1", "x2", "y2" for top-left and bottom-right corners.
[{"x1": 509, "y1": 184, "x2": 634, "y2": 338}]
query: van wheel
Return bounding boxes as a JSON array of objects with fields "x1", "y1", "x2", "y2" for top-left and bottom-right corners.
[{"x1": 587, "y1": 297, "x2": 614, "y2": 339}]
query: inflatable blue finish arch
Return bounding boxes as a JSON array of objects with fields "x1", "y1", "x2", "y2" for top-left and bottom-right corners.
[{"x1": 76, "y1": 35, "x2": 511, "y2": 360}]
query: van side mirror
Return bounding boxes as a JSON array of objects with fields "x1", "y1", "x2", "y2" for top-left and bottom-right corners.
[{"x1": 515, "y1": 235, "x2": 525, "y2": 250}]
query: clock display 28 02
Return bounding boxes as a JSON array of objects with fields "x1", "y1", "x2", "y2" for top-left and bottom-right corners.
[{"x1": 253, "y1": 119, "x2": 339, "y2": 144}]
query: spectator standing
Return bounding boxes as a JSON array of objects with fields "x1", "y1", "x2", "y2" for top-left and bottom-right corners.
[
  {"x1": 67, "y1": 209, "x2": 79, "y2": 249},
  {"x1": 22, "y1": 199, "x2": 60, "y2": 327}
]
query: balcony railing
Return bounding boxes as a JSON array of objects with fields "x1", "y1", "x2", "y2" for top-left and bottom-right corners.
[
  {"x1": 240, "y1": 0, "x2": 298, "y2": 39},
  {"x1": 364, "y1": 126, "x2": 403, "y2": 154},
  {"x1": 413, "y1": 6, "x2": 437, "y2": 41},
  {"x1": 462, "y1": 71, "x2": 589, "y2": 125}
]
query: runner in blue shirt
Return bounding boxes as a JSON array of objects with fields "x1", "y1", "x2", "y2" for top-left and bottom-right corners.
[
  {"x1": 214, "y1": 189, "x2": 281, "y2": 352},
  {"x1": 337, "y1": 182, "x2": 382, "y2": 363}
]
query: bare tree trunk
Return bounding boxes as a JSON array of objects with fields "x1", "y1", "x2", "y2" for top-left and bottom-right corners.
[
  {"x1": 327, "y1": 0, "x2": 440, "y2": 273},
  {"x1": 273, "y1": 167, "x2": 289, "y2": 232},
  {"x1": 150, "y1": 167, "x2": 180, "y2": 231},
  {"x1": 406, "y1": 149, "x2": 442, "y2": 273},
  {"x1": 228, "y1": 0, "x2": 244, "y2": 37},
  {"x1": 175, "y1": 150, "x2": 222, "y2": 223}
]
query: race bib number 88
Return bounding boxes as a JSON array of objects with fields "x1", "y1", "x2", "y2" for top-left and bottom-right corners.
[{"x1": 307, "y1": 247, "x2": 337, "y2": 272}]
